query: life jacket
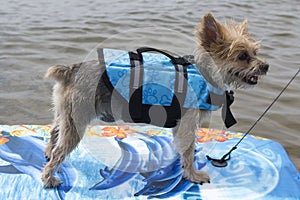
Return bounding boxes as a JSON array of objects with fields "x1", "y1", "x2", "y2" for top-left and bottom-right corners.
[{"x1": 98, "y1": 47, "x2": 236, "y2": 128}]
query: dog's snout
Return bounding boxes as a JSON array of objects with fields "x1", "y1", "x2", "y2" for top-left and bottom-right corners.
[{"x1": 260, "y1": 63, "x2": 269, "y2": 73}]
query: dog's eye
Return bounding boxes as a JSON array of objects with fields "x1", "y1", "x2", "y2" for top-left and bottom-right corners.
[{"x1": 238, "y1": 52, "x2": 249, "y2": 61}]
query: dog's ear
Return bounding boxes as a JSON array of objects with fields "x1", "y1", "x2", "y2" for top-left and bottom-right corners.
[
  {"x1": 238, "y1": 19, "x2": 248, "y2": 35},
  {"x1": 197, "y1": 13, "x2": 222, "y2": 48}
]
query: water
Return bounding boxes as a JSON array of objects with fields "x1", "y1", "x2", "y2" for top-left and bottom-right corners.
[{"x1": 0, "y1": 0, "x2": 299, "y2": 171}]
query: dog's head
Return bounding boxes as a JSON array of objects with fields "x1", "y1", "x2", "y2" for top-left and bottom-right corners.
[{"x1": 195, "y1": 13, "x2": 269, "y2": 88}]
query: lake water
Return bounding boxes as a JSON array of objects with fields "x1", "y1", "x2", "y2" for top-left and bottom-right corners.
[{"x1": 0, "y1": 0, "x2": 299, "y2": 171}]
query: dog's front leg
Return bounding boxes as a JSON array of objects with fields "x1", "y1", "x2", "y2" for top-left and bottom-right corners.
[{"x1": 173, "y1": 109, "x2": 210, "y2": 184}]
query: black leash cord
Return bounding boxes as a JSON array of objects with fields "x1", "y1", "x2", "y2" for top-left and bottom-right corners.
[{"x1": 207, "y1": 68, "x2": 300, "y2": 167}]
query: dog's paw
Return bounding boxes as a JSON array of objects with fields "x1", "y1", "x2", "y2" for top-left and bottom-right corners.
[
  {"x1": 44, "y1": 148, "x2": 51, "y2": 161},
  {"x1": 42, "y1": 175, "x2": 62, "y2": 188},
  {"x1": 44, "y1": 154, "x2": 50, "y2": 162},
  {"x1": 183, "y1": 170, "x2": 210, "y2": 185}
]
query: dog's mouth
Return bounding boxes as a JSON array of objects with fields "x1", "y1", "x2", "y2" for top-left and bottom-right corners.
[
  {"x1": 231, "y1": 70, "x2": 267, "y2": 86},
  {"x1": 228, "y1": 63, "x2": 269, "y2": 86}
]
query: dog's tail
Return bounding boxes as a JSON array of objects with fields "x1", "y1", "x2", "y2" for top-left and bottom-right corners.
[{"x1": 45, "y1": 65, "x2": 73, "y2": 83}]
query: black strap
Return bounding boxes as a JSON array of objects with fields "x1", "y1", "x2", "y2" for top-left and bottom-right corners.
[
  {"x1": 208, "y1": 90, "x2": 237, "y2": 128},
  {"x1": 129, "y1": 51, "x2": 144, "y2": 120},
  {"x1": 222, "y1": 91, "x2": 237, "y2": 128},
  {"x1": 137, "y1": 47, "x2": 191, "y2": 66},
  {"x1": 207, "y1": 92, "x2": 225, "y2": 106},
  {"x1": 97, "y1": 48, "x2": 105, "y2": 67},
  {"x1": 174, "y1": 63, "x2": 188, "y2": 106},
  {"x1": 182, "y1": 55, "x2": 195, "y2": 64},
  {"x1": 129, "y1": 51, "x2": 143, "y2": 90}
]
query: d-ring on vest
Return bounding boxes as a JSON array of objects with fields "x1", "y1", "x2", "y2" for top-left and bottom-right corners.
[{"x1": 98, "y1": 47, "x2": 237, "y2": 128}]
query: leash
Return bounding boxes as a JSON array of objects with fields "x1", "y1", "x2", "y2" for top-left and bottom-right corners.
[{"x1": 206, "y1": 68, "x2": 300, "y2": 167}]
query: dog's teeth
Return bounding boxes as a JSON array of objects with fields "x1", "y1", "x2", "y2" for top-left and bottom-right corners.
[{"x1": 250, "y1": 76, "x2": 258, "y2": 82}]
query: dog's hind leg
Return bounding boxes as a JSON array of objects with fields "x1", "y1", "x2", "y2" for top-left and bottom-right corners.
[
  {"x1": 173, "y1": 109, "x2": 210, "y2": 184},
  {"x1": 42, "y1": 61, "x2": 102, "y2": 188},
  {"x1": 44, "y1": 121, "x2": 59, "y2": 161},
  {"x1": 45, "y1": 104, "x2": 61, "y2": 160},
  {"x1": 41, "y1": 108, "x2": 84, "y2": 188},
  {"x1": 41, "y1": 89, "x2": 93, "y2": 188}
]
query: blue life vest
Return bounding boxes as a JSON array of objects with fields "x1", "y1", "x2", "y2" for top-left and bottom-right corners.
[{"x1": 98, "y1": 47, "x2": 236, "y2": 128}]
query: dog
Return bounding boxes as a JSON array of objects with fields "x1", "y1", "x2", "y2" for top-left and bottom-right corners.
[{"x1": 42, "y1": 13, "x2": 269, "y2": 188}]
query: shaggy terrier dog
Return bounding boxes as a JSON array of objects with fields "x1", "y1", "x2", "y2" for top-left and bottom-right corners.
[{"x1": 42, "y1": 13, "x2": 269, "y2": 188}]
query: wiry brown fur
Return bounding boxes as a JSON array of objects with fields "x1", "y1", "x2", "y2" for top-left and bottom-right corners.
[
  {"x1": 196, "y1": 13, "x2": 268, "y2": 89},
  {"x1": 41, "y1": 13, "x2": 269, "y2": 188}
]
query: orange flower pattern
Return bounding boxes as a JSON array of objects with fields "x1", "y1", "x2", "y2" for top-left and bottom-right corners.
[
  {"x1": 102, "y1": 126, "x2": 132, "y2": 138},
  {"x1": 196, "y1": 128, "x2": 249, "y2": 143},
  {"x1": 0, "y1": 137, "x2": 9, "y2": 145},
  {"x1": 88, "y1": 126, "x2": 137, "y2": 138}
]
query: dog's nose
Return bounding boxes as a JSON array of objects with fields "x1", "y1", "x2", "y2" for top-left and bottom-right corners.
[{"x1": 260, "y1": 63, "x2": 269, "y2": 73}]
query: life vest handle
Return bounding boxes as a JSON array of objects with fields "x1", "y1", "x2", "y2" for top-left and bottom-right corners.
[{"x1": 136, "y1": 47, "x2": 191, "y2": 66}]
